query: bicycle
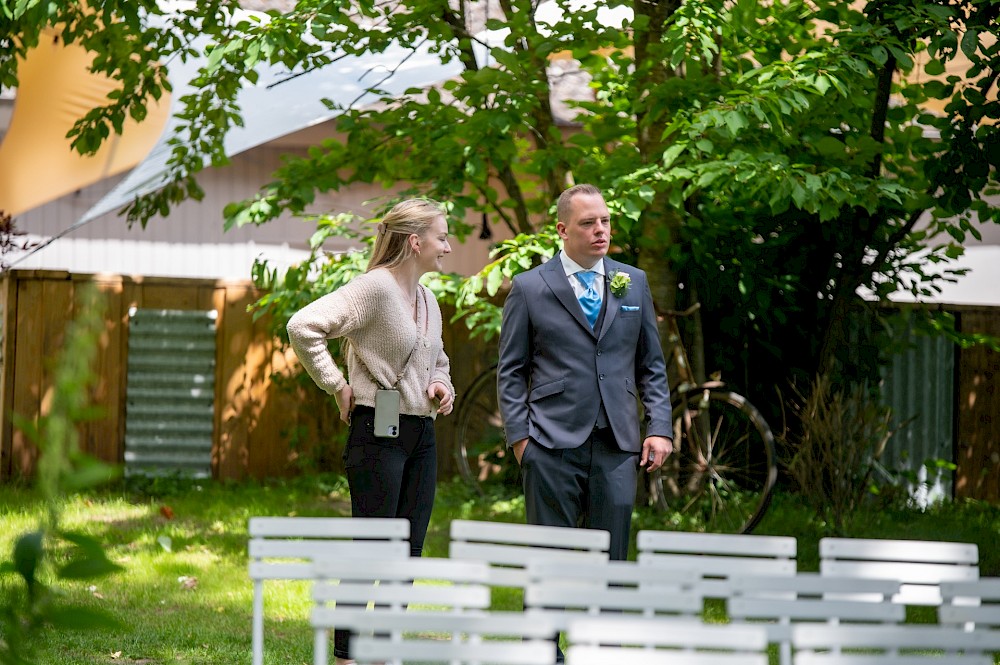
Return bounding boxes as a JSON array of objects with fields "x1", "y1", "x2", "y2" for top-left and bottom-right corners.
[{"x1": 453, "y1": 303, "x2": 777, "y2": 534}]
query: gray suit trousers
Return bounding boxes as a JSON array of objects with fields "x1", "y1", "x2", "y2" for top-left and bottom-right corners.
[{"x1": 520, "y1": 427, "x2": 639, "y2": 561}]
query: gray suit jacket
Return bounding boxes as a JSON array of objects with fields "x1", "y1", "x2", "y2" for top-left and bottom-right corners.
[{"x1": 497, "y1": 253, "x2": 672, "y2": 452}]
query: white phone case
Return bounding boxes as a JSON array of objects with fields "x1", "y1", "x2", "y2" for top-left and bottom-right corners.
[{"x1": 373, "y1": 389, "x2": 400, "y2": 438}]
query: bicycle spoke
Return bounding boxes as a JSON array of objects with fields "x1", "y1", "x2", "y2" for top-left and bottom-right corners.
[
  {"x1": 454, "y1": 365, "x2": 520, "y2": 499},
  {"x1": 652, "y1": 389, "x2": 776, "y2": 533}
]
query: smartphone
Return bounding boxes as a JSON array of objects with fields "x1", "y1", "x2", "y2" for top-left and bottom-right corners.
[{"x1": 373, "y1": 389, "x2": 400, "y2": 438}]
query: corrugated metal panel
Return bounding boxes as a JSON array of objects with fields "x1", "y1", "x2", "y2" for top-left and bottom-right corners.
[
  {"x1": 124, "y1": 308, "x2": 217, "y2": 478},
  {"x1": 879, "y1": 330, "x2": 955, "y2": 505}
]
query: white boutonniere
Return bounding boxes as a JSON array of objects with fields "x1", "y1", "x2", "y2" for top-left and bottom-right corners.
[{"x1": 609, "y1": 271, "x2": 631, "y2": 298}]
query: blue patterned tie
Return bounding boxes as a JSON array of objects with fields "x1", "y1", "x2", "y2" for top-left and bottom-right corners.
[{"x1": 576, "y1": 271, "x2": 601, "y2": 329}]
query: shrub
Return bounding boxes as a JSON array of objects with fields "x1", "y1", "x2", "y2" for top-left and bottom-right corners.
[{"x1": 777, "y1": 373, "x2": 903, "y2": 534}]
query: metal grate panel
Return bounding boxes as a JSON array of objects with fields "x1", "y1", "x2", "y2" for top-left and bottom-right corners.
[
  {"x1": 879, "y1": 329, "x2": 955, "y2": 506},
  {"x1": 124, "y1": 308, "x2": 216, "y2": 478}
]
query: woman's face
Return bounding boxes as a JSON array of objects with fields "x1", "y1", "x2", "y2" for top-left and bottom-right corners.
[{"x1": 415, "y1": 215, "x2": 451, "y2": 274}]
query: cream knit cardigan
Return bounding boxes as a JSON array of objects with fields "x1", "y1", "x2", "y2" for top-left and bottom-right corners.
[{"x1": 286, "y1": 268, "x2": 455, "y2": 418}]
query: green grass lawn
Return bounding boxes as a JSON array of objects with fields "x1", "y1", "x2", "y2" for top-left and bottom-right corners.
[{"x1": 2, "y1": 473, "x2": 999, "y2": 664}]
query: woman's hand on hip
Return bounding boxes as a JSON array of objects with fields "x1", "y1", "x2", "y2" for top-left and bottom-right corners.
[
  {"x1": 428, "y1": 381, "x2": 454, "y2": 415},
  {"x1": 336, "y1": 384, "x2": 354, "y2": 424}
]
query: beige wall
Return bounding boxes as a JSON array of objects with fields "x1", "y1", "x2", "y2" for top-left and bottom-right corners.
[{"x1": 12, "y1": 119, "x2": 513, "y2": 280}]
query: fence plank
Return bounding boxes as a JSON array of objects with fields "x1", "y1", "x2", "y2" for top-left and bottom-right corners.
[
  {"x1": 86, "y1": 276, "x2": 125, "y2": 466},
  {"x1": 11, "y1": 278, "x2": 45, "y2": 476},
  {"x1": 0, "y1": 275, "x2": 18, "y2": 477},
  {"x1": 957, "y1": 309, "x2": 1000, "y2": 501},
  {"x1": 215, "y1": 283, "x2": 252, "y2": 479}
]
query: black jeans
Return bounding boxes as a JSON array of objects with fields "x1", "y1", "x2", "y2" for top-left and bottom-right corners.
[{"x1": 332, "y1": 406, "x2": 437, "y2": 661}]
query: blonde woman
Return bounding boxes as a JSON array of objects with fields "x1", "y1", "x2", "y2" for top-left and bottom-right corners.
[{"x1": 287, "y1": 198, "x2": 455, "y2": 665}]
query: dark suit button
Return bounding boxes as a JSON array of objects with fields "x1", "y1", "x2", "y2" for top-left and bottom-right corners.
[{"x1": 599, "y1": 374, "x2": 605, "y2": 380}]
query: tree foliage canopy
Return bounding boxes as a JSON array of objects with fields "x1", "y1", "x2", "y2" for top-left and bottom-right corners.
[{"x1": 3, "y1": 0, "x2": 998, "y2": 412}]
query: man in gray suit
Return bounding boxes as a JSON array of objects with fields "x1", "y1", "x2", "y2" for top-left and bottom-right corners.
[{"x1": 497, "y1": 183, "x2": 673, "y2": 562}]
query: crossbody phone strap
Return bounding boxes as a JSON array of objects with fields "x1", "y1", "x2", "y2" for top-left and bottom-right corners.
[{"x1": 351, "y1": 287, "x2": 428, "y2": 390}]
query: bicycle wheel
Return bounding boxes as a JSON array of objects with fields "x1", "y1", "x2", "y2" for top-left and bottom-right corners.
[
  {"x1": 651, "y1": 388, "x2": 777, "y2": 533},
  {"x1": 453, "y1": 365, "x2": 520, "y2": 497}
]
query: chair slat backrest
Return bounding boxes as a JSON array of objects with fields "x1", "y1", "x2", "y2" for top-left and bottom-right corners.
[
  {"x1": 794, "y1": 655, "x2": 994, "y2": 665},
  {"x1": 525, "y1": 558, "x2": 702, "y2": 631},
  {"x1": 311, "y1": 556, "x2": 492, "y2": 611},
  {"x1": 567, "y1": 646, "x2": 769, "y2": 665},
  {"x1": 638, "y1": 531, "x2": 798, "y2": 558},
  {"x1": 567, "y1": 615, "x2": 769, "y2": 652},
  {"x1": 940, "y1": 578, "x2": 1000, "y2": 603},
  {"x1": 310, "y1": 556, "x2": 494, "y2": 665},
  {"x1": 728, "y1": 572, "x2": 903, "y2": 665},
  {"x1": 247, "y1": 516, "x2": 409, "y2": 665},
  {"x1": 729, "y1": 574, "x2": 905, "y2": 665},
  {"x1": 636, "y1": 530, "x2": 797, "y2": 600},
  {"x1": 448, "y1": 519, "x2": 610, "y2": 588},
  {"x1": 353, "y1": 639, "x2": 556, "y2": 665},
  {"x1": 939, "y1": 577, "x2": 1000, "y2": 630},
  {"x1": 819, "y1": 537, "x2": 979, "y2": 606},
  {"x1": 348, "y1": 610, "x2": 561, "y2": 665},
  {"x1": 792, "y1": 623, "x2": 1000, "y2": 658}
]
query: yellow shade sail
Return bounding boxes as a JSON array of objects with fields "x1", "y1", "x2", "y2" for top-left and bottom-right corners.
[{"x1": 0, "y1": 31, "x2": 171, "y2": 219}]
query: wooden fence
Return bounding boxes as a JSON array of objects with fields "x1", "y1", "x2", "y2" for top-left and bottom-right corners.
[
  {"x1": 1, "y1": 269, "x2": 996, "y2": 503},
  {"x1": 0, "y1": 269, "x2": 492, "y2": 482},
  {"x1": 955, "y1": 307, "x2": 1000, "y2": 501}
]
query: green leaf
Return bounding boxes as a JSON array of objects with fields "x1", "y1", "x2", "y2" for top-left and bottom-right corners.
[
  {"x1": 960, "y1": 30, "x2": 979, "y2": 60},
  {"x1": 814, "y1": 136, "x2": 845, "y2": 157},
  {"x1": 723, "y1": 111, "x2": 747, "y2": 137},
  {"x1": 13, "y1": 0, "x2": 37, "y2": 19},
  {"x1": 58, "y1": 554, "x2": 123, "y2": 580},
  {"x1": 924, "y1": 59, "x2": 945, "y2": 76},
  {"x1": 63, "y1": 458, "x2": 119, "y2": 490},
  {"x1": 871, "y1": 45, "x2": 888, "y2": 66},
  {"x1": 485, "y1": 266, "x2": 504, "y2": 296},
  {"x1": 13, "y1": 531, "x2": 44, "y2": 585},
  {"x1": 244, "y1": 40, "x2": 262, "y2": 68},
  {"x1": 59, "y1": 531, "x2": 104, "y2": 553},
  {"x1": 45, "y1": 606, "x2": 121, "y2": 631},
  {"x1": 662, "y1": 143, "x2": 686, "y2": 168}
]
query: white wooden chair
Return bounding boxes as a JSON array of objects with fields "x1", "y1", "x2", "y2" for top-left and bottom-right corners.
[
  {"x1": 524, "y1": 558, "x2": 703, "y2": 632},
  {"x1": 247, "y1": 516, "x2": 409, "y2": 665},
  {"x1": 565, "y1": 615, "x2": 770, "y2": 665},
  {"x1": 635, "y1": 530, "x2": 797, "y2": 601},
  {"x1": 795, "y1": 653, "x2": 994, "y2": 665},
  {"x1": 791, "y1": 623, "x2": 1000, "y2": 663},
  {"x1": 939, "y1": 577, "x2": 1000, "y2": 631},
  {"x1": 448, "y1": 519, "x2": 611, "y2": 589},
  {"x1": 818, "y1": 537, "x2": 979, "y2": 606},
  {"x1": 310, "y1": 556, "x2": 492, "y2": 665},
  {"x1": 727, "y1": 572, "x2": 904, "y2": 665},
  {"x1": 348, "y1": 610, "x2": 561, "y2": 665}
]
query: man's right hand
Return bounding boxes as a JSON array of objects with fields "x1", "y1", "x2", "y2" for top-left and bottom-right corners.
[{"x1": 511, "y1": 438, "x2": 529, "y2": 464}]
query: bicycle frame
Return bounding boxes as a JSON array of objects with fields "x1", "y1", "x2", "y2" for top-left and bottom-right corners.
[{"x1": 660, "y1": 302, "x2": 724, "y2": 399}]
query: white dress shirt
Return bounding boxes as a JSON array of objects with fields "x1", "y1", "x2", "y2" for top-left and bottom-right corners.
[{"x1": 559, "y1": 251, "x2": 606, "y2": 302}]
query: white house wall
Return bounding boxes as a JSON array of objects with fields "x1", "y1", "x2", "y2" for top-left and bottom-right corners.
[{"x1": 11, "y1": 131, "x2": 505, "y2": 280}]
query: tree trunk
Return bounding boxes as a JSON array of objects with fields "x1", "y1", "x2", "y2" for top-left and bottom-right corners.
[{"x1": 632, "y1": 0, "x2": 690, "y2": 372}]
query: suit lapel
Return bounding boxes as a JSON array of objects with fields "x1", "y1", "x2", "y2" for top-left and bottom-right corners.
[
  {"x1": 542, "y1": 254, "x2": 596, "y2": 335},
  {"x1": 598, "y1": 258, "x2": 621, "y2": 340}
]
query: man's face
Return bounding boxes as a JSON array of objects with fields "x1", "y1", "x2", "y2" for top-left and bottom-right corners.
[{"x1": 557, "y1": 192, "x2": 611, "y2": 268}]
